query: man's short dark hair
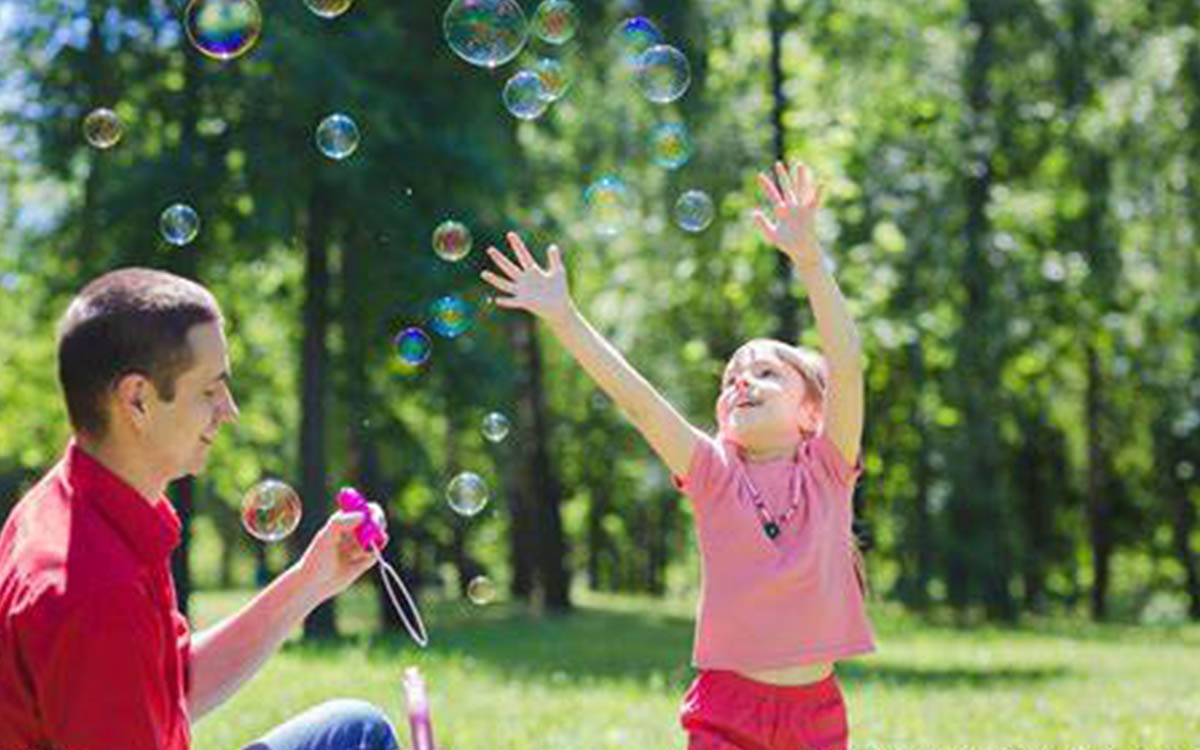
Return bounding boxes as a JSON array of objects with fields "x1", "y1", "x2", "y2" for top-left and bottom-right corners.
[{"x1": 57, "y1": 268, "x2": 222, "y2": 437}]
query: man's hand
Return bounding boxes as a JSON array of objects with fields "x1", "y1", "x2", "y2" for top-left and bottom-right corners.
[{"x1": 296, "y1": 503, "x2": 388, "y2": 605}]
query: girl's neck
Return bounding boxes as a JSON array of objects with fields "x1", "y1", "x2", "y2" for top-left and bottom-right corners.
[{"x1": 739, "y1": 439, "x2": 799, "y2": 464}]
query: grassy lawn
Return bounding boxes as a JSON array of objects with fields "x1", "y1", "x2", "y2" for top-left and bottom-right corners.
[{"x1": 191, "y1": 585, "x2": 1200, "y2": 750}]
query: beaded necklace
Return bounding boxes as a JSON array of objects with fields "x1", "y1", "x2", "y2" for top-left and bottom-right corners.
[{"x1": 737, "y1": 447, "x2": 802, "y2": 540}]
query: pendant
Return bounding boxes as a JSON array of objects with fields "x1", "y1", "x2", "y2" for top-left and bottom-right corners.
[{"x1": 763, "y1": 522, "x2": 780, "y2": 539}]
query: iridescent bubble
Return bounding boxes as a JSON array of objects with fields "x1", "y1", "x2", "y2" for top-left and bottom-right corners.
[
  {"x1": 530, "y1": 0, "x2": 577, "y2": 44},
  {"x1": 241, "y1": 479, "x2": 302, "y2": 543},
  {"x1": 443, "y1": 0, "x2": 528, "y2": 69},
  {"x1": 649, "y1": 121, "x2": 692, "y2": 169},
  {"x1": 674, "y1": 189, "x2": 714, "y2": 233},
  {"x1": 315, "y1": 113, "x2": 359, "y2": 160},
  {"x1": 534, "y1": 58, "x2": 570, "y2": 102},
  {"x1": 446, "y1": 471, "x2": 489, "y2": 516},
  {"x1": 636, "y1": 44, "x2": 691, "y2": 103},
  {"x1": 610, "y1": 16, "x2": 662, "y2": 67},
  {"x1": 184, "y1": 0, "x2": 262, "y2": 61},
  {"x1": 160, "y1": 203, "x2": 200, "y2": 246},
  {"x1": 432, "y1": 220, "x2": 473, "y2": 262},
  {"x1": 466, "y1": 575, "x2": 497, "y2": 605},
  {"x1": 481, "y1": 411, "x2": 510, "y2": 442},
  {"x1": 428, "y1": 294, "x2": 474, "y2": 338},
  {"x1": 503, "y1": 70, "x2": 549, "y2": 120},
  {"x1": 584, "y1": 176, "x2": 634, "y2": 237},
  {"x1": 394, "y1": 326, "x2": 433, "y2": 366},
  {"x1": 82, "y1": 108, "x2": 123, "y2": 149},
  {"x1": 304, "y1": 0, "x2": 352, "y2": 18}
]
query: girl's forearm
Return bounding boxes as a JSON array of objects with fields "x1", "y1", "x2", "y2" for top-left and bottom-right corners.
[
  {"x1": 795, "y1": 259, "x2": 862, "y2": 371},
  {"x1": 544, "y1": 303, "x2": 698, "y2": 476}
]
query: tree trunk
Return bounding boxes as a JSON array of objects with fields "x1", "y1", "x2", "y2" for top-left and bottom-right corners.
[
  {"x1": 767, "y1": 0, "x2": 799, "y2": 345},
  {"x1": 513, "y1": 316, "x2": 570, "y2": 611},
  {"x1": 506, "y1": 320, "x2": 536, "y2": 601},
  {"x1": 296, "y1": 183, "x2": 336, "y2": 638}
]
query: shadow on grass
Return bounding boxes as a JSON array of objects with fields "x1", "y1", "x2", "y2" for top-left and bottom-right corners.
[{"x1": 281, "y1": 600, "x2": 1073, "y2": 692}]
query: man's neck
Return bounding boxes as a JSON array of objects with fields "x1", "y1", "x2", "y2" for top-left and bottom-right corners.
[{"x1": 76, "y1": 434, "x2": 168, "y2": 503}]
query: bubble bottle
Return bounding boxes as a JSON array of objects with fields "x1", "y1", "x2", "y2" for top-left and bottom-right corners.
[{"x1": 403, "y1": 666, "x2": 437, "y2": 750}]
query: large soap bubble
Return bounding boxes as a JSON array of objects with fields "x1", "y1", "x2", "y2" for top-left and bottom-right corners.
[
  {"x1": 443, "y1": 0, "x2": 528, "y2": 69},
  {"x1": 184, "y1": 0, "x2": 262, "y2": 61}
]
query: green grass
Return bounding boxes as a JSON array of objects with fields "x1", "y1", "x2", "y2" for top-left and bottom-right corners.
[{"x1": 191, "y1": 585, "x2": 1200, "y2": 750}]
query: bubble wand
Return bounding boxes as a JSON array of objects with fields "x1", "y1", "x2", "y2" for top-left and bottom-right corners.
[{"x1": 336, "y1": 487, "x2": 429, "y2": 648}]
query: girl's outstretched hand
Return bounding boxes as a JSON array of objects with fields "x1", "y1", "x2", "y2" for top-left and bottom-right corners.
[
  {"x1": 753, "y1": 161, "x2": 823, "y2": 270},
  {"x1": 481, "y1": 231, "x2": 572, "y2": 325}
]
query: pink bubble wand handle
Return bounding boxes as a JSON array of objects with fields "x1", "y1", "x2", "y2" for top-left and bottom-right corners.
[{"x1": 336, "y1": 487, "x2": 429, "y2": 648}]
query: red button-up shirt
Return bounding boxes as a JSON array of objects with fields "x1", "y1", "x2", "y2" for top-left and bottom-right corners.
[{"x1": 0, "y1": 442, "x2": 192, "y2": 750}]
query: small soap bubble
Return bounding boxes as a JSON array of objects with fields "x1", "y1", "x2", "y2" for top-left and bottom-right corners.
[
  {"x1": 446, "y1": 471, "x2": 489, "y2": 516},
  {"x1": 315, "y1": 113, "x2": 359, "y2": 160},
  {"x1": 503, "y1": 70, "x2": 550, "y2": 120},
  {"x1": 432, "y1": 219, "x2": 473, "y2": 262},
  {"x1": 635, "y1": 44, "x2": 691, "y2": 103},
  {"x1": 83, "y1": 108, "x2": 123, "y2": 149},
  {"x1": 610, "y1": 16, "x2": 662, "y2": 67},
  {"x1": 184, "y1": 0, "x2": 262, "y2": 61},
  {"x1": 304, "y1": 0, "x2": 352, "y2": 18},
  {"x1": 394, "y1": 326, "x2": 433, "y2": 366},
  {"x1": 241, "y1": 479, "x2": 302, "y2": 543},
  {"x1": 530, "y1": 0, "x2": 577, "y2": 44},
  {"x1": 674, "y1": 189, "x2": 714, "y2": 233},
  {"x1": 443, "y1": 0, "x2": 528, "y2": 69},
  {"x1": 466, "y1": 575, "x2": 497, "y2": 605},
  {"x1": 649, "y1": 121, "x2": 692, "y2": 169},
  {"x1": 428, "y1": 294, "x2": 474, "y2": 338},
  {"x1": 584, "y1": 176, "x2": 634, "y2": 237},
  {"x1": 160, "y1": 203, "x2": 200, "y2": 246},
  {"x1": 481, "y1": 411, "x2": 510, "y2": 442},
  {"x1": 534, "y1": 58, "x2": 570, "y2": 101}
]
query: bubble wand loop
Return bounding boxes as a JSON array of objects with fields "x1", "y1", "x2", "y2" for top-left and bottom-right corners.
[{"x1": 336, "y1": 487, "x2": 429, "y2": 648}]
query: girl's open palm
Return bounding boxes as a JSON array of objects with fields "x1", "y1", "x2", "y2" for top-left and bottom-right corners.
[
  {"x1": 481, "y1": 232, "x2": 571, "y2": 324},
  {"x1": 754, "y1": 161, "x2": 823, "y2": 269}
]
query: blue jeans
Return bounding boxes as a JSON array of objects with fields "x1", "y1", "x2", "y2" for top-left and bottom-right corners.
[{"x1": 241, "y1": 699, "x2": 400, "y2": 750}]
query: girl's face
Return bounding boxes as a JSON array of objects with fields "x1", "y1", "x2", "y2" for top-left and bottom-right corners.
[{"x1": 716, "y1": 343, "x2": 820, "y2": 452}]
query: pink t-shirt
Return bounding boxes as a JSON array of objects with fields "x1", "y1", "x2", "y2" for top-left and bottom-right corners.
[{"x1": 674, "y1": 432, "x2": 876, "y2": 670}]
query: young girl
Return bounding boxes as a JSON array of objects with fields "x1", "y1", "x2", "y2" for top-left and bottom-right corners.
[{"x1": 481, "y1": 161, "x2": 874, "y2": 750}]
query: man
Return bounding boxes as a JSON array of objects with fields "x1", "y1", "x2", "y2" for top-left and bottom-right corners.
[{"x1": 0, "y1": 268, "x2": 399, "y2": 749}]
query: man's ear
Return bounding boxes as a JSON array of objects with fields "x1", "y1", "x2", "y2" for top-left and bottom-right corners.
[{"x1": 113, "y1": 372, "x2": 155, "y2": 426}]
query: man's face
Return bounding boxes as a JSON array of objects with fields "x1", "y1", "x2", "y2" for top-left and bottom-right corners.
[{"x1": 141, "y1": 321, "x2": 239, "y2": 481}]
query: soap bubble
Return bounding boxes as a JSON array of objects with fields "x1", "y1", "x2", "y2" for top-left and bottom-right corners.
[
  {"x1": 584, "y1": 176, "x2": 634, "y2": 237},
  {"x1": 241, "y1": 479, "x2": 302, "y2": 543},
  {"x1": 674, "y1": 189, "x2": 714, "y2": 233},
  {"x1": 160, "y1": 203, "x2": 200, "y2": 246},
  {"x1": 530, "y1": 0, "x2": 577, "y2": 44},
  {"x1": 428, "y1": 294, "x2": 474, "y2": 338},
  {"x1": 503, "y1": 70, "x2": 549, "y2": 120},
  {"x1": 446, "y1": 471, "x2": 489, "y2": 516},
  {"x1": 394, "y1": 326, "x2": 433, "y2": 366},
  {"x1": 432, "y1": 220, "x2": 473, "y2": 262},
  {"x1": 184, "y1": 0, "x2": 262, "y2": 61},
  {"x1": 635, "y1": 44, "x2": 690, "y2": 103},
  {"x1": 304, "y1": 0, "x2": 352, "y2": 18},
  {"x1": 649, "y1": 121, "x2": 692, "y2": 169},
  {"x1": 443, "y1": 0, "x2": 528, "y2": 69},
  {"x1": 482, "y1": 411, "x2": 510, "y2": 442},
  {"x1": 610, "y1": 16, "x2": 661, "y2": 67},
  {"x1": 82, "y1": 108, "x2": 123, "y2": 149},
  {"x1": 466, "y1": 575, "x2": 497, "y2": 605},
  {"x1": 534, "y1": 58, "x2": 570, "y2": 101},
  {"x1": 315, "y1": 113, "x2": 359, "y2": 160}
]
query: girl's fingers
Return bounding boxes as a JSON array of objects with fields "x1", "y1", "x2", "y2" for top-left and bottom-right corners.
[
  {"x1": 506, "y1": 231, "x2": 539, "y2": 271},
  {"x1": 809, "y1": 182, "x2": 823, "y2": 210},
  {"x1": 774, "y1": 161, "x2": 798, "y2": 205},
  {"x1": 757, "y1": 171, "x2": 785, "y2": 207},
  {"x1": 492, "y1": 296, "x2": 524, "y2": 309},
  {"x1": 486, "y1": 245, "x2": 523, "y2": 279},
  {"x1": 547, "y1": 243, "x2": 564, "y2": 273},
  {"x1": 752, "y1": 210, "x2": 777, "y2": 242},
  {"x1": 793, "y1": 162, "x2": 810, "y2": 203},
  {"x1": 480, "y1": 270, "x2": 518, "y2": 294}
]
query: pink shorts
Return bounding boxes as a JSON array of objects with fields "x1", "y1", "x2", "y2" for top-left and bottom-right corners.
[{"x1": 680, "y1": 670, "x2": 849, "y2": 750}]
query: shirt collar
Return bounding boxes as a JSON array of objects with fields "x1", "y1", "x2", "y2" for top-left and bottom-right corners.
[{"x1": 64, "y1": 439, "x2": 182, "y2": 568}]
